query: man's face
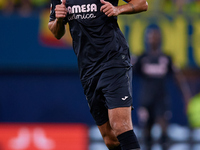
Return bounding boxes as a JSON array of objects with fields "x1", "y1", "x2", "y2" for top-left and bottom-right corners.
[{"x1": 146, "y1": 29, "x2": 161, "y2": 48}]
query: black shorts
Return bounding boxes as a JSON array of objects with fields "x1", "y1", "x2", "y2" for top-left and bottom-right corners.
[
  {"x1": 139, "y1": 88, "x2": 170, "y2": 121},
  {"x1": 81, "y1": 67, "x2": 133, "y2": 126}
]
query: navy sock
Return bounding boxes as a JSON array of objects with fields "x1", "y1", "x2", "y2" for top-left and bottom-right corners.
[
  {"x1": 117, "y1": 130, "x2": 140, "y2": 150},
  {"x1": 109, "y1": 144, "x2": 121, "y2": 150}
]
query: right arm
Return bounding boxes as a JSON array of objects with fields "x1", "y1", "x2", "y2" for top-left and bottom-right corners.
[
  {"x1": 172, "y1": 66, "x2": 192, "y2": 110},
  {"x1": 48, "y1": 0, "x2": 67, "y2": 40},
  {"x1": 100, "y1": 0, "x2": 148, "y2": 17}
]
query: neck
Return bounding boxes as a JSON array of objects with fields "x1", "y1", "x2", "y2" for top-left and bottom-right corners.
[{"x1": 149, "y1": 47, "x2": 160, "y2": 54}]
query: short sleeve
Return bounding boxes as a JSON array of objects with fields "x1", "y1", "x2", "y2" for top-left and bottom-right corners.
[
  {"x1": 167, "y1": 56, "x2": 173, "y2": 74},
  {"x1": 49, "y1": 0, "x2": 61, "y2": 22},
  {"x1": 123, "y1": 0, "x2": 131, "y2": 3},
  {"x1": 133, "y1": 54, "x2": 144, "y2": 75}
]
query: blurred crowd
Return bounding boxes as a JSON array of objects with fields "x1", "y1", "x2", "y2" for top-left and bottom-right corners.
[
  {"x1": 0, "y1": 0, "x2": 49, "y2": 16},
  {"x1": 0, "y1": 0, "x2": 200, "y2": 17},
  {"x1": 148, "y1": 0, "x2": 200, "y2": 14},
  {"x1": 160, "y1": 0, "x2": 200, "y2": 14}
]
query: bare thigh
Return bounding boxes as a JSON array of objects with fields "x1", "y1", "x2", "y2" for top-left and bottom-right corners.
[
  {"x1": 108, "y1": 106, "x2": 133, "y2": 136},
  {"x1": 97, "y1": 106, "x2": 133, "y2": 145}
]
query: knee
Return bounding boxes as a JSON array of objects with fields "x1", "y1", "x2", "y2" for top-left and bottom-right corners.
[
  {"x1": 110, "y1": 120, "x2": 132, "y2": 136},
  {"x1": 98, "y1": 121, "x2": 120, "y2": 149},
  {"x1": 103, "y1": 135, "x2": 120, "y2": 149},
  {"x1": 108, "y1": 107, "x2": 133, "y2": 136},
  {"x1": 103, "y1": 137, "x2": 119, "y2": 149}
]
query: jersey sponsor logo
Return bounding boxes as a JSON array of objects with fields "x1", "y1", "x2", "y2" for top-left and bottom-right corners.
[
  {"x1": 67, "y1": 4, "x2": 97, "y2": 14},
  {"x1": 68, "y1": 13, "x2": 96, "y2": 21},
  {"x1": 67, "y1": 4, "x2": 97, "y2": 21},
  {"x1": 122, "y1": 96, "x2": 128, "y2": 101},
  {"x1": 141, "y1": 56, "x2": 169, "y2": 77}
]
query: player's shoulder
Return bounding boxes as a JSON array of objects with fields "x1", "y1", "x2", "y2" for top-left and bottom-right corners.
[
  {"x1": 123, "y1": 0, "x2": 131, "y2": 2},
  {"x1": 160, "y1": 52, "x2": 173, "y2": 63},
  {"x1": 165, "y1": 54, "x2": 172, "y2": 60},
  {"x1": 51, "y1": 0, "x2": 61, "y2": 5},
  {"x1": 139, "y1": 51, "x2": 148, "y2": 57},
  {"x1": 160, "y1": 51, "x2": 170, "y2": 58},
  {"x1": 52, "y1": 0, "x2": 61, "y2": 2},
  {"x1": 136, "y1": 52, "x2": 147, "y2": 63}
]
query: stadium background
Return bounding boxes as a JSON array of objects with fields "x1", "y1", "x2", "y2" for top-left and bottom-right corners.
[{"x1": 0, "y1": 0, "x2": 200, "y2": 150}]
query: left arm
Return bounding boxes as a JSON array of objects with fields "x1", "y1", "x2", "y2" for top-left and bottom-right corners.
[
  {"x1": 100, "y1": 0, "x2": 148, "y2": 17},
  {"x1": 173, "y1": 67, "x2": 192, "y2": 109}
]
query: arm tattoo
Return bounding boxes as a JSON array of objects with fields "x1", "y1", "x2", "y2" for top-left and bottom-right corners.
[{"x1": 128, "y1": 3, "x2": 135, "y2": 12}]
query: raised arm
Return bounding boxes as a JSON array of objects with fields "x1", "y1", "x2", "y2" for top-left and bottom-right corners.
[
  {"x1": 100, "y1": 0, "x2": 148, "y2": 17},
  {"x1": 48, "y1": 0, "x2": 67, "y2": 39}
]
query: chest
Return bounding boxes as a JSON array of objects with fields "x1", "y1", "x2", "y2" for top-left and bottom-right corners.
[
  {"x1": 142, "y1": 55, "x2": 168, "y2": 65},
  {"x1": 140, "y1": 55, "x2": 170, "y2": 76},
  {"x1": 64, "y1": 0, "x2": 117, "y2": 12}
]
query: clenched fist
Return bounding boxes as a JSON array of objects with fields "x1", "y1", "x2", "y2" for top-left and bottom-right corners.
[
  {"x1": 100, "y1": 0, "x2": 119, "y2": 17},
  {"x1": 55, "y1": 0, "x2": 67, "y2": 21}
]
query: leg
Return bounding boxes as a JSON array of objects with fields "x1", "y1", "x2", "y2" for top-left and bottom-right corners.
[
  {"x1": 109, "y1": 106, "x2": 140, "y2": 150},
  {"x1": 144, "y1": 118, "x2": 153, "y2": 150},
  {"x1": 98, "y1": 121, "x2": 121, "y2": 150},
  {"x1": 156, "y1": 95, "x2": 170, "y2": 149},
  {"x1": 108, "y1": 106, "x2": 133, "y2": 136},
  {"x1": 144, "y1": 106, "x2": 154, "y2": 150},
  {"x1": 157, "y1": 117, "x2": 168, "y2": 138},
  {"x1": 87, "y1": 67, "x2": 139, "y2": 149},
  {"x1": 157, "y1": 117, "x2": 168, "y2": 150}
]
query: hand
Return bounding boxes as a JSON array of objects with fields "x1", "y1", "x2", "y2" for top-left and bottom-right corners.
[
  {"x1": 100, "y1": 0, "x2": 119, "y2": 17},
  {"x1": 55, "y1": 0, "x2": 67, "y2": 21}
]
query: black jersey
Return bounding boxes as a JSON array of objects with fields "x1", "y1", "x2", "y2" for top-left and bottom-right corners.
[
  {"x1": 134, "y1": 52, "x2": 173, "y2": 79},
  {"x1": 50, "y1": 0, "x2": 131, "y2": 81},
  {"x1": 134, "y1": 51, "x2": 173, "y2": 95}
]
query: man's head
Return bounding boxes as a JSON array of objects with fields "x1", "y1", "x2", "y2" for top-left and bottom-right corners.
[{"x1": 145, "y1": 25, "x2": 162, "y2": 51}]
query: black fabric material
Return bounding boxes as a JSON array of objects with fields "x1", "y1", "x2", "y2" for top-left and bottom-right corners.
[
  {"x1": 109, "y1": 144, "x2": 121, "y2": 150},
  {"x1": 117, "y1": 130, "x2": 140, "y2": 150}
]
